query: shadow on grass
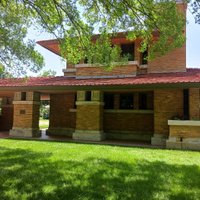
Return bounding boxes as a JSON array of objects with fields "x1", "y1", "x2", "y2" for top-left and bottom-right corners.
[{"x1": 0, "y1": 146, "x2": 199, "y2": 200}]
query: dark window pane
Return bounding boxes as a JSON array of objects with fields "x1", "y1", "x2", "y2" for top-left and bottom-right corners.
[
  {"x1": 74, "y1": 94, "x2": 77, "y2": 108},
  {"x1": 104, "y1": 93, "x2": 114, "y2": 109},
  {"x1": 121, "y1": 43, "x2": 135, "y2": 61},
  {"x1": 183, "y1": 89, "x2": 189, "y2": 120},
  {"x1": 85, "y1": 91, "x2": 91, "y2": 101},
  {"x1": 141, "y1": 50, "x2": 148, "y2": 65},
  {"x1": 139, "y1": 93, "x2": 147, "y2": 110},
  {"x1": 21, "y1": 92, "x2": 26, "y2": 101},
  {"x1": 120, "y1": 94, "x2": 133, "y2": 109},
  {"x1": 84, "y1": 57, "x2": 88, "y2": 64}
]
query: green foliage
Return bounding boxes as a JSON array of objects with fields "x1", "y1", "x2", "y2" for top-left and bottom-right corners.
[
  {"x1": 0, "y1": 0, "x2": 189, "y2": 72},
  {"x1": 0, "y1": 63, "x2": 13, "y2": 78},
  {"x1": 40, "y1": 100, "x2": 50, "y2": 119},
  {"x1": 0, "y1": 139, "x2": 200, "y2": 199},
  {"x1": 39, "y1": 70, "x2": 57, "y2": 77},
  {"x1": 0, "y1": 1, "x2": 44, "y2": 76},
  {"x1": 39, "y1": 119, "x2": 49, "y2": 129},
  {"x1": 191, "y1": 0, "x2": 200, "y2": 23}
]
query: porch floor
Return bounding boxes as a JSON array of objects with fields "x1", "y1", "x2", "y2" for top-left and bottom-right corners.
[{"x1": 0, "y1": 130, "x2": 161, "y2": 149}]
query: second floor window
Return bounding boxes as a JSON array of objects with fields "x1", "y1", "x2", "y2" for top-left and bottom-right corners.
[
  {"x1": 141, "y1": 50, "x2": 148, "y2": 65},
  {"x1": 121, "y1": 43, "x2": 135, "y2": 61}
]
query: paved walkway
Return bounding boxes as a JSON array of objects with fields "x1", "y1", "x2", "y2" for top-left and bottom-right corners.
[{"x1": 0, "y1": 130, "x2": 162, "y2": 149}]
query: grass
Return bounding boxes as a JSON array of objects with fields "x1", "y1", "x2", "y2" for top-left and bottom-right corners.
[
  {"x1": 39, "y1": 119, "x2": 49, "y2": 129},
  {"x1": 0, "y1": 139, "x2": 200, "y2": 200}
]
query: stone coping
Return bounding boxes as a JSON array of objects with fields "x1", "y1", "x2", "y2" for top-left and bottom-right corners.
[
  {"x1": 139, "y1": 64, "x2": 148, "y2": 69},
  {"x1": 76, "y1": 101, "x2": 104, "y2": 106},
  {"x1": 75, "y1": 61, "x2": 139, "y2": 68},
  {"x1": 69, "y1": 108, "x2": 153, "y2": 114},
  {"x1": 168, "y1": 120, "x2": 200, "y2": 126},
  {"x1": 62, "y1": 68, "x2": 76, "y2": 73},
  {"x1": 105, "y1": 109, "x2": 153, "y2": 114},
  {"x1": 13, "y1": 101, "x2": 40, "y2": 105}
]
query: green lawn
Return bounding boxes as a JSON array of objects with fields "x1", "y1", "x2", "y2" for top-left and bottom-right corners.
[
  {"x1": 39, "y1": 119, "x2": 49, "y2": 129},
  {"x1": 0, "y1": 139, "x2": 199, "y2": 200}
]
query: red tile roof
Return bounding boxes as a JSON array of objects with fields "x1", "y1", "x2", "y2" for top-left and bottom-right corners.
[{"x1": 0, "y1": 68, "x2": 200, "y2": 89}]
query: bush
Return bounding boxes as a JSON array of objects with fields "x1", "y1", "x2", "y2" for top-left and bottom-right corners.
[{"x1": 40, "y1": 104, "x2": 50, "y2": 119}]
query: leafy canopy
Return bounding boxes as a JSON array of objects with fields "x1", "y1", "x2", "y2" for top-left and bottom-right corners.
[{"x1": 0, "y1": 0, "x2": 190, "y2": 75}]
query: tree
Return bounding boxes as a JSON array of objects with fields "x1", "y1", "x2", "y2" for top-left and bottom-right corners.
[
  {"x1": 0, "y1": 63, "x2": 13, "y2": 78},
  {"x1": 0, "y1": 2, "x2": 44, "y2": 76},
  {"x1": 0, "y1": 0, "x2": 189, "y2": 75},
  {"x1": 39, "y1": 69, "x2": 57, "y2": 77},
  {"x1": 191, "y1": 0, "x2": 200, "y2": 23}
]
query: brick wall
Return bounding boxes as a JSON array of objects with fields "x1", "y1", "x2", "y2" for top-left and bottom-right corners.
[
  {"x1": 154, "y1": 89, "x2": 183, "y2": 136},
  {"x1": 76, "y1": 64, "x2": 137, "y2": 78},
  {"x1": 0, "y1": 105, "x2": 13, "y2": 131},
  {"x1": 13, "y1": 103, "x2": 40, "y2": 129},
  {"x1": 148, "y1": 44, "x2": 186, "y2": 73},
  {"x1": 76, "y1": 104, "x2": 103, "y2": 131},
  {"x1": 169, "y1": 125, "x2": 200, "y2": 138},
  {"x1": 104, "y1": 112, "x2": 154, "y2": 133},
  {"x1": 189, "y1": 88, "x2": 200, "y2": 120},
  {"x1": 49, "y1": 93, "x2": 76, "y2": 129}
]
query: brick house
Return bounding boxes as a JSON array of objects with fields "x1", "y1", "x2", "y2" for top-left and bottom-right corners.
[{"x1": 0, "y1": 1, "x2": 200, "y2": 150}]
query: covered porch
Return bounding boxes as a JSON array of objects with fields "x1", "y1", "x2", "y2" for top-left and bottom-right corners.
[{"x1": 0, "y1": 70, "x2": 200, "y2": 150}]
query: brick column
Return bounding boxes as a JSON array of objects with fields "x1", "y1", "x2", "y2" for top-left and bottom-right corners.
[
  {"x1": 10, "y1": 92, "x2": 41, "y2": 137},
  {"x1": 151, "y1": 89, "x2": 183, "y2": 146},
  {"x1": 0, "y1": 97, "x2": 13, "y2": 131},
  {"x1": 189, "y1": 88, "x2": 200, "y2": 120},
  {"x1": 73, "y1": 90, "x2": 105, "y2": 141}
]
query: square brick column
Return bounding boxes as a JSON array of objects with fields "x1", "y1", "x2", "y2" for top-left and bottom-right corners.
[
  {"x1": 189, "y1": 88, "x2": 200, "y2": 120},
  {"x1": 151, "y1": 89, "x2": 183, "y2": 146},
  {"x1": 73, "y1": 90, "x2": 105, "y2": 141},
  {"x1": 10, "y1": 92, "x2": 41, "y2": 137}
]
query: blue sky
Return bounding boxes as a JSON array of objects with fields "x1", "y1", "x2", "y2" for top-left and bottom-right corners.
[{"x1": 31, "y1": 10, "x2": 200, "y2": 76}]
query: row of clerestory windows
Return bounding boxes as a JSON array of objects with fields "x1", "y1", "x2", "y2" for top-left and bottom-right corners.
[{"x1": 104, "y1": 92, "x2": 153, "y2": 110}]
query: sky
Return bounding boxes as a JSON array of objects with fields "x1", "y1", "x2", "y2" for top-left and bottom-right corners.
[{"x1": 30, "y1": 10, "x2": 200, "y2": 77}]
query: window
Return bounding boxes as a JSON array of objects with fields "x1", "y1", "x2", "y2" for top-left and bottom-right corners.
[
  {"x1": 183, "y1": 89, "x2": 189, "y2": 120},
  {"x1": 139, "y1": 93, "x2": 147, "y2": 110},
  {"x1": 0, "y1": 98, "x2": 2, "y2": 115},
  {"x1": 104, "y1": 93, "x2": 114, "y2": 109},
  {"x1": 84, "y1": 57, "x2": 88, "y2": 64},
  {"x1": 120, "y1": 93, "x2": 134, "y2": 109},
  {"x1": 21, "y1": 92, "x2": 26, "y2": 101},
  {"x1": 139, "y1": 92, "x2": 154, "y2": 110},
  {"x1": 141, "y1": 50, "x2": 148, "y2": 65},
  {"x1": 121, "y1": 43, "x2": 135, "y2": 61},
  {"x1": 85, "y1": 91, "x2": 91, "y2": 101},
  {"x1": 74, "y1": 94, "x2": 77, "y2": 108}
]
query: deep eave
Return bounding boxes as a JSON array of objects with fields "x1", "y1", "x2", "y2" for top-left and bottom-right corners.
[{"x1": 1, "y1": 68, "x2": 200, "y2": 92}]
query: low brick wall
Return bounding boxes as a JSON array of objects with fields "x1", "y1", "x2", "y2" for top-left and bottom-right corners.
[
  {"x1": 76, "y1": 63, "x2": 137, "y2": 78},
  {"x1": 167, "y1": 120, "x2": 200, "y2": 150},
  {"x1": 104, "y1": 110, "x2": 154, "y2": 141}
]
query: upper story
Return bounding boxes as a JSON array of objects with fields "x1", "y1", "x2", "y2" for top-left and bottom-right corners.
[{"x1": 38, "y1": 1, "x2": 187, "y2": 79}]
